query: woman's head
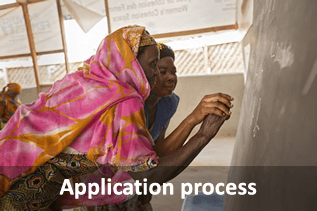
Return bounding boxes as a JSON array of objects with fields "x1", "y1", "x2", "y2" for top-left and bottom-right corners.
[
  {"x1": 3, "y1": 83, "x2": 21, "y2": 99},
  {"x1": 83, "y1": 25, "x2": 159, "y2": 100},
  {"x1": 150, "y1": 43, "x2": 177, "y2": 97}
]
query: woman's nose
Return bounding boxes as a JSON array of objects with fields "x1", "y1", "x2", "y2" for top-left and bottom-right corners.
[{"x1": 167, "y1": 73, "x2": 176, "y2": 82}]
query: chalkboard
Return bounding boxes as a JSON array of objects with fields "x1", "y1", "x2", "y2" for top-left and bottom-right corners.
[{"x1": 225, "y1": 0, "x2": 317, "y2": 210}]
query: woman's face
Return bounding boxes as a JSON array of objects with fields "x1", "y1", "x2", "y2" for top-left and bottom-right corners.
[
  {"x1": 151, "y1": 56, "x2": 177, "y2": 97},
  {"x1": 137, "y1": 45, "x2": 160, "y2": 89}
]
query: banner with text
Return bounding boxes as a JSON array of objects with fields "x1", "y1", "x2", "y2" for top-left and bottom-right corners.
[
  {"x1": 28, "y1": 0, "x2": 63, "y2": 53},
  {"x1": 0, "y1": 0, "x2": 63, "y2": 58},
  {"x1": 0, "y1": 7, "x2": 30, "y2": 57},
  {"x1": 108, "y1": 0, "x2": 236, "y2": 35}
]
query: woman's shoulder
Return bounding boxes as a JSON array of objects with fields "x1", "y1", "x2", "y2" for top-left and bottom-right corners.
[
  {"x1": 158, "y1": 93, "x2": 180, "y2": 118},
  {"x1": 170, "y1": 93, "x2": 180, "y2": 103},
  {"x1": 161, "y1": 93, "x2": 179, "y2": 106}
]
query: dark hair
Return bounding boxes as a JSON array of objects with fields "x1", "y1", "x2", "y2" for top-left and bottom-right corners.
[{"x1": 159, "y1": 43, "x2": 175, "y2": 60}]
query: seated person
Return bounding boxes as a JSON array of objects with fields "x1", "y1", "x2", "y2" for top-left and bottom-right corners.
[
  {"x1": 0, "y1": 83, "x2": 22, "y2": 129},
  {"x1": 144, "y1": 43, "x2": 179, "y2": 143}
]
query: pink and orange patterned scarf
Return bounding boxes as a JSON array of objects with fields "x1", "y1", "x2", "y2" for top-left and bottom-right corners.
[{"x1": 0, "y1": 25, "x2": 158, "y2": 200}]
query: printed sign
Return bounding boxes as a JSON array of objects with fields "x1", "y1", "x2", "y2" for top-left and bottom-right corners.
[
  {"x1": 0, "y1": 0, "x2": 63, "y2": 57},
  {"x1": 108, "y1": 0, "x2": 236, "y2": 35}
]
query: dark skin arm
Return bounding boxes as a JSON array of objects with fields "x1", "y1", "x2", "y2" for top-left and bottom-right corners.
[
  {"x1": 140, "y1": 99, "x2": 230, "y2": 204},
  {"x1": 153, "y1": 121, "x2": 168, "y2": 143},
  {"x1": 153, "y1": 93, "x2": 233, "y2": 157},
  {"x1": 129, "y1": 113, "x2": 230, "y2": 185}
]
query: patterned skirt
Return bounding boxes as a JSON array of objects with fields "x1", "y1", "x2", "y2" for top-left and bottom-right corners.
[
  {"x1": 73, "y1": 194, "x2": 153, "y2": 211},
  {"x1": 0, "y1": 153, "x2": 98, "y2": 211}
]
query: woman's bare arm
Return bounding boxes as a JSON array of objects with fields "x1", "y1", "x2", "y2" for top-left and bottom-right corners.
[
  {"x1": 129, "y1": 114, "x2": 229, "y2": 185},
  {"x1": 154, "y1": 93, "x2": 233, "y2": 157}
]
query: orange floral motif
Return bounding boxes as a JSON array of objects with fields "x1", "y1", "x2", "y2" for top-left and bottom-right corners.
[{"x1": 0, "y1": 25, "x2": 158, "y2": 204}]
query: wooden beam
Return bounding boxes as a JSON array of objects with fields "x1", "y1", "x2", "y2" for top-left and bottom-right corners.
[
  {"x1": 37, "y1": 49, "x2": 64, "y2": 56},
  {"x1": 56, "y1": 0, "x2": 69, "y2": 74},
  {"x1": 0, "y1": 3, "x2": 19, "y2": 10},
  {"x1": 40, "y1": 84, "x2": 53, "y2": 88},
  {"x1": 104, "y1": 0, "x2": 111, "y2": 34},
  {"x1": 21, "y1": 2, "x2": 40, "y2": 94},
  {"x1": 0, "y1": 53, "x2": 32, "y2": 60},
  {"x1": 0, "y1": 0, "x2": 46, "y2": 10},
  {"x1": 153, "y1": 23, "x2": 238, "y2": 39},
  {"x1": 0, "y1": 50, "x2": 65, "y2": 60},
  {"x1": 27, "y1": 0, "x2": 46, "y2": 3}
]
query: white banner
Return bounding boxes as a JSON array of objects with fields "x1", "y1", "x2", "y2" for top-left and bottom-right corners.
[
  {"x1": 0, "y1": 7, "x2": 30, "y2": 57},
  {"x1": 28, "y1": 0, "x2": 63, "y2": 53},
  {"x1": 108, "y1": 0, "x2": 236, "y2": 35},
  {"x1": 0, "y1": 0, "x2": 63, "y2": 58}
]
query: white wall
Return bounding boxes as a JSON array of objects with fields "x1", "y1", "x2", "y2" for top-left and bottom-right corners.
[{"x1": 166, "y1": 73, "x2": 245, "y2": 138}]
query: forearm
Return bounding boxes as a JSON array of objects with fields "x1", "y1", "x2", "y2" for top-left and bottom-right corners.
[
  {"x1": 154, "y1": 115, "x2": 196, "y2": 157},
  {"x1": 130, "y1": 114, "x2": 227, "y2": 185},
  {"x1": 129, "y1": 131, "x2": 208, "y2": 185},
  {"x1": 157, "y1": 132, "x2": 208, "y2": 183}
]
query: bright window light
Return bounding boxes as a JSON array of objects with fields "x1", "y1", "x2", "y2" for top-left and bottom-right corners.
[{"x1": 0, "y1": 0, "x2": 17, "y2": 6}]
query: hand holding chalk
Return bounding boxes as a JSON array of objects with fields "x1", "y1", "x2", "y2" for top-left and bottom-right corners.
[{"x1": 187, "y1": 93, "x2": 233, "y2": 127}]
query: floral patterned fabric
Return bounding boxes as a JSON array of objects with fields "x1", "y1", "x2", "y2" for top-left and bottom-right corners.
[
  {"x1": 0, "y1": 25, "x2": 158, "y2": 205},
  {"x1": 73, "y1": 194, "x2": 152, "y2": 211},
  {"x1": 0, "y1": 153, "x2": 97, "y2": 210}
]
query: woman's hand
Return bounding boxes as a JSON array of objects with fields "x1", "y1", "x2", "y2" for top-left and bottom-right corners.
[
  {"x1": 187, "y1": 93, "x2": 234, "y2": 126},
  {"x1": 197, "y1": 113, "x2": 230, "y2": 141}
]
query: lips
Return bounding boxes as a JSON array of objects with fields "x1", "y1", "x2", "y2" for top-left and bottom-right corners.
[{"x1": 165, "y1": 85, "x2": 175, "y2": 91}]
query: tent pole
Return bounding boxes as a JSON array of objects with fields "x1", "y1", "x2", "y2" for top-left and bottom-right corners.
[
  {"x1": 56, "y1": 0, "x2": 70, "y2": 74},
  {"x1": 21, "y1": 2, "x2": 41, "y2": 94},
  {"x1": 104, "y1": 0, "x2": 111, "y2": 34}
]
